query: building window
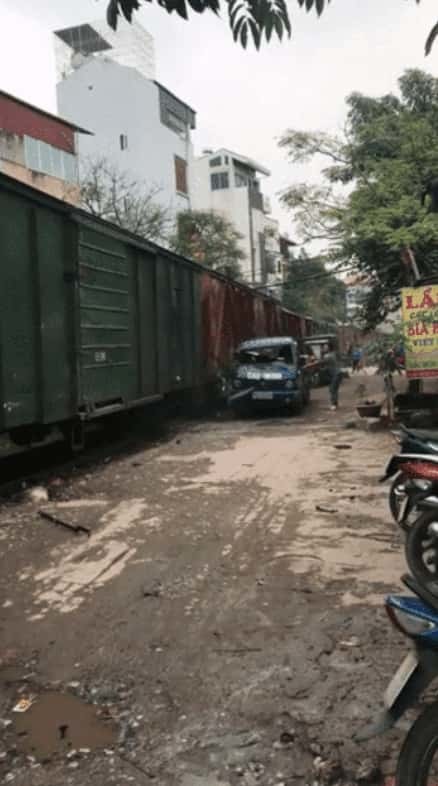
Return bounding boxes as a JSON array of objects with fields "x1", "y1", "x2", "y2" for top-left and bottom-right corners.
[
  {"x1": 175, "y1": 156, "x2": 188, "y2": 194},
  {"x1": 120, "y1": 134, "x2": 128, "y2": 150},
  {"x1": 224, "y1": 155, "x2": 229, "y2": 164},
  {"x1": 158, "y1": 85, "x2": 195, "y2": 137},
  {"x1": 211, "y1": 172, "x2": 229, "y2": 190},
  {"x1": 209, "y1": 156, "x2": 222, "y2": 167},
  {"x1": 235, "y1": 171, "x2": 248, "y2": 187},
  {"x1": 24, "y1": 136, "x2": 78, "y2": 183},
  {"x1": 165, "y1": 110, "x2": 187, "y2": 137}
]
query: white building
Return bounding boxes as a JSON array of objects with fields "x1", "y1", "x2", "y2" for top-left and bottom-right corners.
[
  {"x1": 191, "y1": 149, "x2": 273, "y2": 284},
  {"x1": 55, "y1": 22, "x2": 195, "y2": 224}
]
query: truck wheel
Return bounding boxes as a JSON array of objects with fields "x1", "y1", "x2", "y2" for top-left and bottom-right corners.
[
  {"x1": 232, "y1": 404, "x2": 248, "y2": 419},
  {"x1": 290, "y1": 392, "x2": 304, "y2": 415}
]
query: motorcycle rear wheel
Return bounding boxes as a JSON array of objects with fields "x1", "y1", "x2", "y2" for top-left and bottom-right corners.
[
  {"x1": 405, "y1": 509, "x2": 438, "y2": 589},
  {"x1": 395, "y1": 701, "x2": 438, "y2": 785}
]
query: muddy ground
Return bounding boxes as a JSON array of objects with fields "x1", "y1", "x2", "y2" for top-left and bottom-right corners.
[{"x1": 0, "y1": 372, "x2": 412, "y2": 785}]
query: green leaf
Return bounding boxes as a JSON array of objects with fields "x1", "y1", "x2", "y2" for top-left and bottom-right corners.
[
  {"x1": 241, "y1": 22, "x2": 248, "y2": 48},
  {"x1": 232, "y1": 15, "x2": 245, "y2": 41},
  {"x1": 248, "y1": 18, "x2": 262, "y2": 47},
  {"x1": 425, "y1": 20, "x2": 438, "y2": 56}
]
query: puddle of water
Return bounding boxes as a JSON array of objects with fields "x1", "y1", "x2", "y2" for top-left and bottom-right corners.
[{"x1": 13, "y1": 692, "x2": 116, "y2": 759}]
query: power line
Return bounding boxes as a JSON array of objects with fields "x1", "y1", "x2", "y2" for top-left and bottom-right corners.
[
  {"x1": 254, "y1": 263, "x2": 354, "y2": 290},
  {"x1": 257, "y1": 256, "x2": 421, "y2": 290}
]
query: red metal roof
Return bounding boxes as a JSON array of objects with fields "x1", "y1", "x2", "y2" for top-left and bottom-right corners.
[
  {"x1": 0, "y1": 90, "x2": 91, "y2": 135},
  {"x1": 0, "y1": 90, "x2": 92, "y2": 155}
]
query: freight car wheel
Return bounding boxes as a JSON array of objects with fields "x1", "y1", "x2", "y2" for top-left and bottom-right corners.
[
  {"x1": 61, "y1": 421, "x2": 85, "y2": 454},
  {"x1": 10, "y1": 425, "x2": 50, "y2": 446}
]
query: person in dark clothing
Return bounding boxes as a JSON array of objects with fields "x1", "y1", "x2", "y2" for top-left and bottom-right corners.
[
  {"x1": 324, "y1": 341, "x2": 343, "y2": 410},
  {"x1": 351, "y1": 346, "x2": 363, "y2": 373}
]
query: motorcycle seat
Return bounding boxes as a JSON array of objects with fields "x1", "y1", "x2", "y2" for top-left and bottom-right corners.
[{"x1": 400, "y1": 425, "x2": 438, "y2": 443}]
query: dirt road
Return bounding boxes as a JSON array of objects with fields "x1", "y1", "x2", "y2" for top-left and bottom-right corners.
[{"x1": 0, "y1": 373, "x2": 408, "y2": 785}]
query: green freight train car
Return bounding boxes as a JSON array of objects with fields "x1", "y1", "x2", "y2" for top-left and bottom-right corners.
[{"x1": 0, "y1": 173, "x2": 201, "y2": 449}]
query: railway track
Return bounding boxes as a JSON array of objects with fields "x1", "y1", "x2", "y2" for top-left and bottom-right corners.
[{"x1": 0, "y1": 406, "x2": 179, "y2": 499}]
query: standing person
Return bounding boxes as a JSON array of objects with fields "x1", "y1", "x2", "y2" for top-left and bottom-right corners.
[
  {"x1": 352, "y1": 346, "x2": 362, "y2": 373},
  {"x1": 394, "y1": 341, "x2": 405, "y2": 373},
  {"x1": 324, "y1": 340, "x2": 343, "y2": 411}
]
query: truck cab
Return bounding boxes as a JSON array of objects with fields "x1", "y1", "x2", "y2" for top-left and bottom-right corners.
[{"x1": 228, "y1": 336, "x2": 311, "y2": 415}]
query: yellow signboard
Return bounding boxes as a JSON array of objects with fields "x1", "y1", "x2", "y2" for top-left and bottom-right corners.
[{"x1": 402, "y1": 285, "x2": 438, "y2": 378}]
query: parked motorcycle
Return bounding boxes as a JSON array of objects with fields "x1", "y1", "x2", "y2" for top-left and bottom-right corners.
[
  {"x1": 359, "y1": 573, "x2": 438, "y2": 785},
  {"x1": 358, "y1": 432, "x2": 438, "y2": 782},
  {"x1": 382, "y1": 426, "x2": 438, "y2": 526},
  {"x1": 382, "y1": 454, "x2": 438, "y2": 531}
]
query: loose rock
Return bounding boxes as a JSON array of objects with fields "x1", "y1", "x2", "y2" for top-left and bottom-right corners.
[{"x1": 26, "y1": 486, "x2": 49, "y2": 504}]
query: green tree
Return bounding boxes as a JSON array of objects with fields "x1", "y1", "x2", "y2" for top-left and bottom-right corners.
[
  {"x1": 282, "y1": 250, "x2": 346, "y2": 323},
  {"x1": 172, "y1": 210, "x2": 244, "y2": 278},
  {"x1": 107, "y1": 0, "x2": 438, "y2": 52},
  {"x1": 279, "y1": 69, "x2": 438, "y2": 327}
]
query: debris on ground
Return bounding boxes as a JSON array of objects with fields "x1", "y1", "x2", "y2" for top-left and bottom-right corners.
[
  {"x1": 26, "y1": 486, "x2": 49, "y2": 504},
  {"x1": 12, "y1": 697, "x2": 35, "y2": 713},
  {"x1": 38, "y1": 510, "x2": 91, "y2": 536},
  {"x1": 142, "y1": 580, "x2": 162, "y2": 598}
]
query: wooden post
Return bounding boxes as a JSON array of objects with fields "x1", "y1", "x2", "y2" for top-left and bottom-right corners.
[{"x1": 385, "y1": 372, "x2": 395, "y2": 422}]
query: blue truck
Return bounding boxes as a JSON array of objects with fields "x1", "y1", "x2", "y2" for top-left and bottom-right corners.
[{"x1": 227, "y1": 336, "x2": 311, "y2": 416}]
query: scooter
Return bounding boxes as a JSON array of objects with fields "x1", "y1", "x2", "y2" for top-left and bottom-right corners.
[{"x1": 358, "y1": 573, "x2": 438, "y2": 785}]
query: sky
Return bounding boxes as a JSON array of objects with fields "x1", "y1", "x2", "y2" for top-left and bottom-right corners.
[{"x1": 1, "y1": 0, "x2": 438, "y2": 236}]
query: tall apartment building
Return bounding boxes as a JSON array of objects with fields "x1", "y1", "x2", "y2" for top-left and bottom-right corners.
[{"x1": 54, "y1": 20, "x2": 195, "y2": 224}]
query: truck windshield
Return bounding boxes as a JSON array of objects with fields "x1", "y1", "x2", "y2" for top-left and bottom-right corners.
[{"x1": 237, "y1": 344, "x2": 294, "y2": 364}]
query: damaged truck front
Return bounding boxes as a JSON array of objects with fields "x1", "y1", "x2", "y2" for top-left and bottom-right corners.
[{"x1": 228, "y1": 337, "x2": 311, "y2": 417}]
